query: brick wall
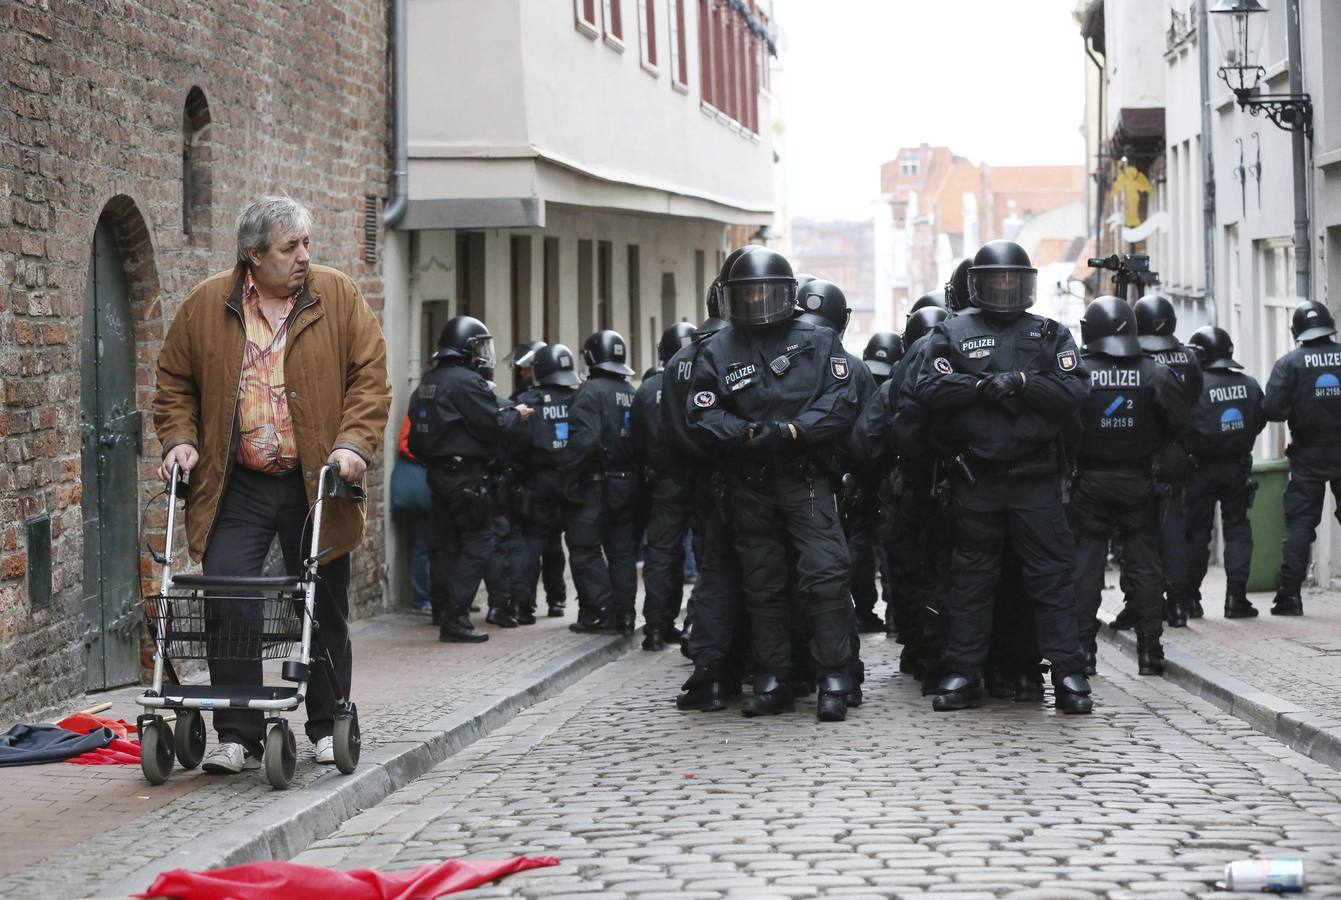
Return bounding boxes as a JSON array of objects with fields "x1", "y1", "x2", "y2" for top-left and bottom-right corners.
[{"x1": 0, "y1": 0, "x2": 391, "y2": 721}]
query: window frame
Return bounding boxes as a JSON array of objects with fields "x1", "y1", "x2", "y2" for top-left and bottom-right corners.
[
  {"x1": 668, "y1": 0, "x2": 689, "y2": 90},
  {"x1": 638, "y1": 0, "x2": 659, "y2": 74},
  {"x1": 574, "y1": 0, "x2": 599, "y2": 38},
  {"x1": 602, "y1": 0, "x2": 625, "y2": 50}
]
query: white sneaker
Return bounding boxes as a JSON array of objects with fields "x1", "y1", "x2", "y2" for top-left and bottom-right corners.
[
  {"x1": 201, "y1": 742, "x2": 261, "y2": 774},
  {"x1": 314, "y1": 736, "x2": 335, "y2": 765}
]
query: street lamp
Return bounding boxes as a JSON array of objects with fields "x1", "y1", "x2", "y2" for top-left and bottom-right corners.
[{"x1": 1209, "y1": 0, "x2": 1312, "y2": 135}]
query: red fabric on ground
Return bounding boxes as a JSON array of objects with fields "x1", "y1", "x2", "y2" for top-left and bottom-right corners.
[
  {"x1": 57, "y1": 714, "x2": 135, "y2": 739},
  {"x1": 132, "y1": 856, "x2": 560, "y2": 900},
  {"x1": 67, "y1": 737, "x2": 140, "y2": 765}
]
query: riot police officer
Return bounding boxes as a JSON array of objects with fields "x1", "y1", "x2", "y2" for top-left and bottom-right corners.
[
  {"x1": 912, "y1": 240, "x2": 1093, "y2": 714},
  {"x1": 863, "y1": 332, "x2": 904, "y2": 385},
  {"x1": 689, "y1": 248, "x2": 863, "y2": 722},
  {"x1": 565, "y1": 329, "x2": 640, "y2": 634},
  {"x1": 509, "y1": 341, "x2": 546, "y2": 395},
  {"x1": 1072, "y1": 297, "x2": 1189, "y2": 677},
  {"x1": 909, "y1": 289, "x2": 947, "y2": 317},
  {"x1": 1264, "y1": 300, "x2": 1341, "y2": 616},
  {"x1": 409, "y1": 317, "x2": 532, "y2": 643},
  {"x1": 944, "y1": 259, "x2": 973, "y2": 313},
  {"x1": 1184, "y1": 326, "x2": 1266, "y2": 618},
  {"x1": 1126, "y1": 293, "x2": 1204, "y2": 627},
  {"x1": 513, "y1": 344, "x2": 581, "y2": 623},
  {"x1": 634, "y1": 321, "x2": 698, "y2": 650}
]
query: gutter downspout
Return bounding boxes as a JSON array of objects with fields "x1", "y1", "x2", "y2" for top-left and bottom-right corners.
[
  {"x1": 1198, "y1": 0, "x2": 1218, "y2": 326},
  {"x1": 383, "y1": 0, "x2": 408, "y2": 228},
  {"x1": 1085, "y1": 37, "x2": 1106, "y2": 259}
]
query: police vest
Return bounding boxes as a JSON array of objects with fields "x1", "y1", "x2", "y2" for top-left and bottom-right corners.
[
  {"x1": 520, "y1": 387, "x2": 575, "y2": 465},
  {"x1": 1187, "y1": 369, "x2": 1261, "y2": 457},
  {"x1": 1078, "y1": 355, "x2": 1161, "y2": 463},
  {"x1": 1290, "y1": 342, "x2": 1341, "y2": 441},
  {"x1": 407, "y1": 364, "x2": 494, "y2": 462}
]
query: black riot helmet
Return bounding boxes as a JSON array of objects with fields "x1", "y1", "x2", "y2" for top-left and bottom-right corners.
[
  {"x1": 658, "y1": 321, "x2": 696, "y2": 363},
  {"x1": 1081, "y1": 296, "x2": 1142, "y2": 357},
  {"x1": 909, "y1": 290, "x2": 947, "y2": 317},
  {"x1": 795, "y1": 279, "x2": 851, "y2": 336},
  {"x1": 510, "y1": 340, "x2": 547, "y2": 386},
  {"x1": 708, "y1": 245, "x2": 765, "y2": 319},
  {"x1": 1292, "y1": 300, "x2": 1337, "y2": 342},
  {"x1": 434, "y1": 315, "x2": 496, "y2": 374},
  {"x1": 724, "y1": 247, "x2": 798, "y2": 327},
  {"x1": 581, "y1": 329, "x2": 635, "y2": 377},
  {"x1": 1133, "y1": 294, "x2": 1180, "y2": 352},
  {"x1": 968, "y1": 240, "x2": 1037, "y2": 314},
  {"x1": 1188, "y1": 326, "x2": 1243, "y2": 370},
  {"x1": 903, "y1": 306, "x2": 949, "y2": 348},
  {"x1": 794, "y1": 273, "x2": 818, "y2": 291},
  {"x1": 862, "y1": 331, "x2": 904, "y2": 380},
  {"x1": 533, "y1": 342, "x2": 581, "y2": 387},
  {"x1": 945, "y1": 259, "x2": 973, "y2": 312}
]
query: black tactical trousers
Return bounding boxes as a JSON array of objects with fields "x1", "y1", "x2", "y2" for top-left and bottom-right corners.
[
  {"x1": 641, "y1": 475, "x2": 690, "y2": 631},
  {"x1": 566, "y1": 472, "x2": 639, "y2": 622},
  {"x1": 203, "y1": 468, "x2": 352, "y2": 754},
  {"x1": 847, "y1": 515, "x2": 889, "y2": 617},
  {"x1": 517, "y1": 471, "x2": 568, "y2": 613},
  {"x1": 542, "y1": 532, "x2": 567, "y2": 605},
  {"x1": 427, "y1": 468, "x2": 495, "y2": 619},
  {"x1": 1279, "y1": 446, "x2": 1341, "y2": 591},
  {"x1": 885, "y1": 467, "x2": 948, "y2": 654},
  {"x1": 731, "y1": 469, "x2": 851, "y2": 679},
  {"x1": 485, "y1": 512, "x2": 522, "y2": 611},
  {"x1": 987, "y1": 550, "x2": 1039, "y2": 674},
  {"x1": 943, "y1": 472, "x2": 1087, "y2": 678},
  {"x1": 1072, "y1": 469, "x2": 1163, "y2": 646},
  {"x1": 686, "y1": 475, "x2": 747, "y2": 672},
  {"x1": 1185, "y1": 457, "x2": 1253, "y2": 594}
]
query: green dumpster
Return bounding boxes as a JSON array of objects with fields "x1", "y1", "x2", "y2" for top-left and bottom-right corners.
[{"x1": 1247, "y1": 457, "x2": 1290, "y2": 593}]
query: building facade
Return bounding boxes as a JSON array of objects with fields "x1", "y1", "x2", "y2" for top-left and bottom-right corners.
[
  {"x1": 380, "y1": 0, "x2": 777, "y2": 597},
  {"x1": 0, "y1": 3, "x2": 390, "y2": 720}
]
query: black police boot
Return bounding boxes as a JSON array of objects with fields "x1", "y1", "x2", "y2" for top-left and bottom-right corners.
[
  {"x1": 1188, "y1": 591, "x2": 1205, "y2": 619},
  {"x1": 679, "y1": 626, "x2": 692, "y2": 660},
  {"x1": 1013, "y1": 669, "x2": 1044, "y2": 703},
  {"x1": 1165, "y1": 593, "x2": 1188, "y2": 629},
  {"x1": 932, "y1": 673, "x2": 983, "y2": 712},
  {"x1": 985, "y1": 666, "x2": 1013, "y2": 699},
  {"x1": 898, "y1": 648, "x2": 919, "y2": 675},
  {"x1": 642, "y1": 626, "x2": 666, "y2": 652},
  {"x1": 430, "y1": 604, "x2": 444, "y2": 627},
  {"x1": 439, "y1": 614, "x2": 489, "y2": 643},
  {"x1": 816, "y1": 673, "x2": 852, "y2": 723},
  {"x1": 1053, "y1": 674, "x2": 1093, "y2": 715},
  {"x1": 1270, "y1": 588, "x2": 1302, "y2": 617},
  {"x1": 486, "y1": 605, "x2": 518, "y2": 628},
  {"x1": 676, "y1": 666, "x2": 727, "y2": 712},
  {"x1": 1083, "y1": 643, "x2": 1098, "y2": 677},
  {"x1": 855, "y1": 610, "x2": 884, "y2": 634},
  {"x1": 568, "y1": 609, "x2": 610, "y2": 634},
  {"x1": 1109, "y1": 603, "x2": 1137, "y2": 631},
  {"x1": 1227, "y1": 588, "x2": 1262, "y2": 618},
  {"x1": 741, "y1": 675, "x2": 795, "y2": 718},
  {"x1": 515, "y1": 602, "x2": 537, "y2": 626},
  {"x1": 547, "y1": 601, "x2": 566, "y2": 618},
  {"x1": 617, "y1": 613, "x2": 637, "y2": 636},
  {"x1": 663, "y1": 623, "x2": 683, "y2": 643},
  {"x1": 1137, "y1": 635, "x2": 1165, "y2": 676}
]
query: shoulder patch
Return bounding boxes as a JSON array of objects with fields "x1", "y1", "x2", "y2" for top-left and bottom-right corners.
[
  {"x1": 1057, "y1": 349, "x2": 1078, "y2": 371},
  {"x1": 831, "y1": 357, "x2": 850, "y2": 380},
  {"x1": 694, "y1": 390, "x2": 716, "y2": 408},
  {"x1": 933, "y1": 356, "x2": 955, "y2": 376}
]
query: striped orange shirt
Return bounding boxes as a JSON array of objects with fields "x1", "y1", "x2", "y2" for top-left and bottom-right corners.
[{"x1": 235, "y1": 273, "x2": 299, "y2": 474}]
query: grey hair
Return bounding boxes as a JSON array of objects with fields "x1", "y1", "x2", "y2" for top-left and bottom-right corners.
[{"x1": 235, "y1": 196, "x2": 313, "y2": 265}]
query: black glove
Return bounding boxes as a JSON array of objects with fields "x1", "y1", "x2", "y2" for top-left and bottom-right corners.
[
  {"x1": 978, "y1": 372, "x2": 1026, "y2": 404},
  {"x1": 746, "y1": 421, "x2": 792, "y2": 451}
]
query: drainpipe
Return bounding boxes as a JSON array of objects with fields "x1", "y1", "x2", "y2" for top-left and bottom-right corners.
[
  {"x1": 1198, "y1": 0, "x2": 1218, "y2": 326},
  {"x1": 383, "y1": 0, "x2": 408, "y2": 228},
  {"x1": 1085, "y1": 36, "x2": 1106, "y2": 259},
  {"x1": 1286, "y1": 0, "x2": 1311, "y2": 302}
]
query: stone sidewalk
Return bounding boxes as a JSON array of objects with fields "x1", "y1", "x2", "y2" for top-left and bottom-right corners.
[
  {"x1": 0, "y1": 608, "x2": 632, "y2": 899},
  {"x1": 1099, "y1": 565, "x2": 1341, "y2": 773}
]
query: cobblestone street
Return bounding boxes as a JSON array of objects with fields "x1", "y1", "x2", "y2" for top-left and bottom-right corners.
[{"x1": 294, "y1": 634, "x2": 1341, "y2": 900}]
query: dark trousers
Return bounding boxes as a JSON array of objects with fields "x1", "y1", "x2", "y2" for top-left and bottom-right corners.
[
  {"x1": 1279, "y1": 446, "x2": 1341, "y2": 590},
  {"x1": 1186, "y1": 457, "x2": 1253, "y2": 595},
  {"x1": 942, "y1": 472, "x2": 1086, "y2": 678},
  {"x1": 847, "y1": 517, "x2": 884, "y2": 617},
  {"x1": 484, "y1": 513, "x2": 516, "y2": 610},
  {"x1": 886, "y1": 465, "x2": 949, "y2": 658},
  {"x1": 542, "y1": 533, "x2": 567, "y2": 605},
  {"x1": 566, "y1": 473, "x2": 639, "y2": 621},
  {"x1": 987, "y1": 551, "x2": 1039, "y2": 674},
  {"x1": 731, "y1": 471, "x2": 851, "y2": 679},
  {"x1": 203, "y1": 468, "x2": 352, "y2": 754},
  {"x1": 686, "y1": 473, "x2": 746, "y2": 672},
  {"x1": 517, "y1": 470, "x2": 568, "y2": 613},
  {"x1": 641, "y1": 475, "x2": 690, "y2": 631},
  {"x1": 427, "y1": 468, "x2": 494, "y2": 619},
  {"x1": 1072, "y1": 470, "x2": 1163, "y2": 646}
]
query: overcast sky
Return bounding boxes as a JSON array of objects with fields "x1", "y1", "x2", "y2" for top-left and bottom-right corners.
[{"x1": 773, "y1": 0, "x2": 1088, "y2": 222}]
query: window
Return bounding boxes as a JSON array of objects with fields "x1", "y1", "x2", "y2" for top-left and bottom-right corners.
[
  {"x1": 900, "y1": 157, "x2": 920, "y2": 177},
  {"x1": 597, "y1": 241, "x2": 613, "y2": 331},
  {"x1": 603, "y1": 0, "x2": 623, "y2": 46},
  {"x1": 660, "y1": 272, "x2": 677, "y2": 339},
  {"x1": 698, "y1": 0, "x2": 714, "y2": 105},
  {"x1": 182, "y1": 86, "x2": 211, "y2": 239},
  {"x1": 638, "y1": 0, "x2": 658, "y2": 70},
  {"x1": 543, "y1": 238, "x2": 560, "y2": 342},
  {"x1": 577, "y1": 239, "x2": 594, "y2": 336},
  {"x1": 698, "y1": 1, "x2": 762, "y2": 132},
  {"x1": 575, "y1": 0, "x2": 598, "y2": 38},
  {"x1": 510, "y1": 236, "x2": 532, "y2": 352},
  {"x1": 694, "y1": 249, "x2": 705, "y2": 314},
  {"x1": 455, "y1": 232, "x2": 485, "y2": 320},
  {"x1": 628, "y1": 245, "x2": 642, "y2": 366},
  {"x1": 668, "y1": 0, "x2": 688, "y2": 87}
]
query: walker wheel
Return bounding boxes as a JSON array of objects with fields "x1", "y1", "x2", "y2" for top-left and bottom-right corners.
[
  {"x1": 173, "y1": 709, "x2": 206, "y2": 770},
  {"x1": 140, "y1": 718, "x2": 174, "y2": 785},
  {"x1": 333, "y1": 708, "x2": 360, "y2": 775},
  {"x1": 264, "y1": 721, "x2": 297, "y2": 790}
]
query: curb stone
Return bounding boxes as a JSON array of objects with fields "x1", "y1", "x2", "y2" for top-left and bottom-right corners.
[
  {"x1": 100, "y1": 632, "x2": 635, "y2": 898},
  {"x1": 1096, "y1": 610, "x2": 1341, "y2": 772}
]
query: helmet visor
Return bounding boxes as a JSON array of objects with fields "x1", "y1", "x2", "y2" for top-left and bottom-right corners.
[
  {"x1": 469, "y1": 337, "x2": 496, "y2": 372},
  {"x1": 970, "y1": 270, "x2": 1037, "y2": 313},
  {"x1": 725, "y1": 281, "x2": 796, "y2": 325}
]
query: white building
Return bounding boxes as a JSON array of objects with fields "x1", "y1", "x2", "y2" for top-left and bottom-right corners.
[{"x1": 380, "y1": 0, "x2": 777, "y2": 595}]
